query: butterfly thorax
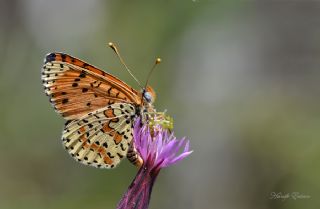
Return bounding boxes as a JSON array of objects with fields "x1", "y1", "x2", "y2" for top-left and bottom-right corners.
[{"x1": 139, "y1": 103, "x2": 156, "y2": 125}]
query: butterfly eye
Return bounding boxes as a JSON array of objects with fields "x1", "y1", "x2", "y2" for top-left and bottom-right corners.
[{"x1": 143, "y1": 92, "x2": 153, "y2": 103}]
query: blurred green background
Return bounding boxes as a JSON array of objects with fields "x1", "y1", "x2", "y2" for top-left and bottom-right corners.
[{"x1": 1, "y1": 1, "x2": 320, "y2": 209}]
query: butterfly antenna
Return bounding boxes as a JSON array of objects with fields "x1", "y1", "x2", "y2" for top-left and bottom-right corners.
[
  {"x1": 144, "y1": 57, "x2": 161, "y2": 88},
  {"x1": 108, "y1": 42, "x2": 143, "y2": 88}
]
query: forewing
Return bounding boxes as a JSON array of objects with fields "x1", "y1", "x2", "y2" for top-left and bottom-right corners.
[
  {"x1": 62, "y1": 103, "x2": 136, "y2": 168},
  {"x1": 41, "y1": 52, "x2": 141, "y2": 120}
]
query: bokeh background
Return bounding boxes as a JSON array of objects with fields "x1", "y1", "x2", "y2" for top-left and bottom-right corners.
[{"x1": 1, "y1": 1, "x2": 320, "y2": 209}]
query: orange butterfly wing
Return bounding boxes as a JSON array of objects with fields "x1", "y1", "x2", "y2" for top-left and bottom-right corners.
[
  {"x1": 41, "y1": 52, "x2": 141, "y2": 120},
  {"x1": 42, "y1": 52, "x2": 145, "y2": 168}
]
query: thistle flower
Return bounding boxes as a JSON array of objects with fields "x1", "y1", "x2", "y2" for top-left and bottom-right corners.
[{"x1": 116, "y1": 118, "x2": 192, "y2": 209}]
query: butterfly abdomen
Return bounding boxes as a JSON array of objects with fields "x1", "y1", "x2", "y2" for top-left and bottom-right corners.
[{"x1": 127, "y1": 143, "x2": 143, "y2": 168}]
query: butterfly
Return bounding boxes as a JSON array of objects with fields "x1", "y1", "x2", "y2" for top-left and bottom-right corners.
[{"x1": 41, "y1": 46, "x2": 161, "y2": 169}]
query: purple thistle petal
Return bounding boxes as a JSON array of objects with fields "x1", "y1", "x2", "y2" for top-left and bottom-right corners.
[
  {"x1": 164, "y1": 139, "x2": 185, "y2": 158},
  {"x1": 164, "y1": 150, "x2": 194, "y2": 167},
  {"x1": 158, "y1": 139, "x2": 184, "y2": 162}
]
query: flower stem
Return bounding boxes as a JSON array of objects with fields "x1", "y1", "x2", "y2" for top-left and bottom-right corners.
[{"x1": 116, "y1": 161, "x2": 160, "y2": 209}]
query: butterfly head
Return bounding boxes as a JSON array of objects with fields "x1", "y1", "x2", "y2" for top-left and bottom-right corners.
[{"x1": 142, "y1": 85, "x2": 156, "y2": 104}]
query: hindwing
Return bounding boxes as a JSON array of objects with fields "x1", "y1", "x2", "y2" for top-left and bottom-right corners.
[{"x1": 62, "y1": 103, "x2": 136, "y2": 168}]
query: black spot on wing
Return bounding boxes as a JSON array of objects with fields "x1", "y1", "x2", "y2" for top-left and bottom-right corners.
[
  {"x1": 117, "y1": 153, "x2": 124, "y2": 159},
  {"x1": 82, "y1": 63, "x2": 89, "y2": 68},
  {"x1": 120, "y1": 143, "x2": 126, "y2": 151},
  {"x1": 61, "y1": 54, "x2": 67, "y2": 62},
  {"x1": 103, "y1": 142, "x2": 108, "y2": 148},
  {"x1": 107, "y1": 152, "x2": 115, "y2": 158},
  {"x1": 45, "y1": 53, "x2": 56, "y2": 63},
  {"x1": 62, "y1": 98, "x2": 69, "y2": 104},
  {"x1": 79, "y1": 71, "x2": 87, "y2": 78}
]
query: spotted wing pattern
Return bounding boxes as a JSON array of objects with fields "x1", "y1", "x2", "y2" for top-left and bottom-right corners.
[
  {"x1": 62, "y1": 103, "x2": 136, "y2": 168},
  {"x1": 41, "y1": 52, "x2": 141, "y2": 120}
]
